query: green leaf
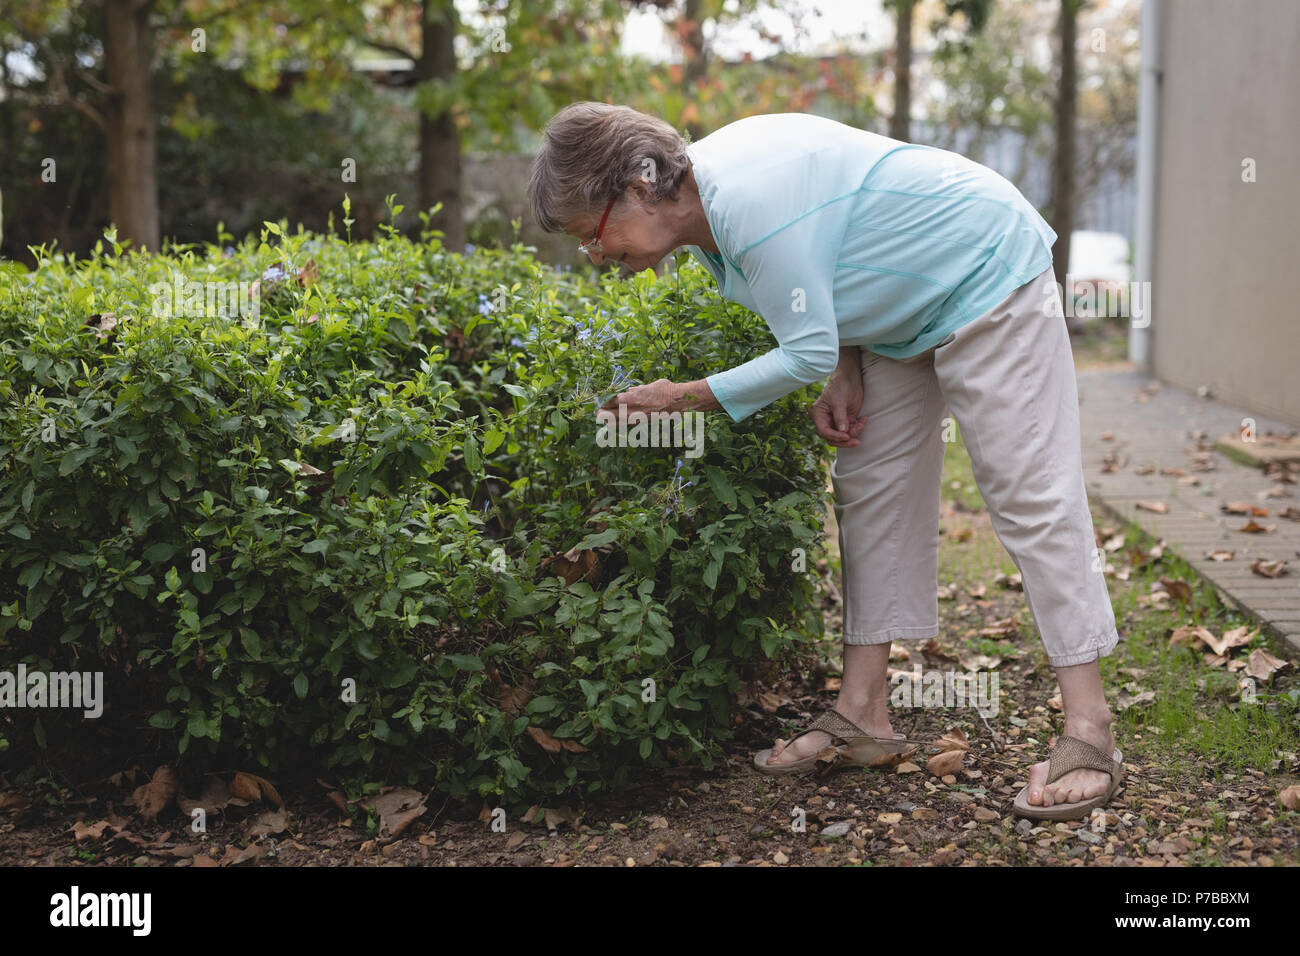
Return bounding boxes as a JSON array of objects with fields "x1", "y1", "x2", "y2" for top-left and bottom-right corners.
[
  {"x1": 463, "y1": 435, "x2": 481, "y2": 473},
  {"x1": 704, "y1": 466, "x2": 737, "y2": 508},
  {"x1": 398, "y1": 571, "x2": 430, "y2": 589},
  {"x1": 143, "y1": 542, "x2": 178, "y2": 562},
  {"x1": 293, "y1": 673, "x2": 308, "y2": 699},
  {"x1": 575, "y1": 527, "x2": 617, "y2": 550}
]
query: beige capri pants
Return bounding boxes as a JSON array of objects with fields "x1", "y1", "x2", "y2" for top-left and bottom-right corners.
[{"x1": 830, "y1": 265, "x2": 1120, "y2": 668}]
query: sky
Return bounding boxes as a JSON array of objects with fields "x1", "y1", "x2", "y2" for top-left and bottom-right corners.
[{"x1": 620, "y1": 0, "x2": 894, "y2": 62}]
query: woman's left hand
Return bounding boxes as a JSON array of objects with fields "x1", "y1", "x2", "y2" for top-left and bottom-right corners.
[{"x1": 599, "y1": 377, "x2": 678, "y2": 416}]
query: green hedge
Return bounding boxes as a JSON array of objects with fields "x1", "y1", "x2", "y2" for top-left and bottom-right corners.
[{"x1": 0, "y1": 211, "x2": 830, "y2": 808}]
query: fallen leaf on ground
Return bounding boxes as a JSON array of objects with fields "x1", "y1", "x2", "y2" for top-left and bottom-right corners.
[
  {"x1": 1175, "y1": 624, "x2": 1253, "y2": 660},
  {"x1": 361, "y1": 787, "x2": 428, "y2": 839},
  {"x1": 935, "y1": 728, "x2": 970, "y2": 752},
  {"x1": 927, "y1": 749, "x2": 964, "y2": 776},
  {"x1": 1245, "y1": 649, "x2": 1290, "y2": 682},
  {"x1": 1279, "y1": 506, "x2": 1300, "y2": 520},
  {"x1": 1221, "y1": 502, "x2": 1264, "y2": 515},
  {"x1": 543, "y1": 806, "x2": 579, "y2": 831},
  {"x1": 1205, "y1": 549, "x2": 1235, "y2": 561},
  {"x1": 178, "y1": 776, "x2": 250, "y2": 816},
  {"x1": 979, "y1": 618, "x2": 1018, "y2": 638},
  {"x1": 220, "y1": 842, "x2": 267, "y2": 866},
  {"x1": 498, "y1": 684, "x2": 531, "y2": 717},
  {"x1": 247, "y1": 809, "x2": 289, "y2": 837},
  {"x1": 1117, "y1": 688, "x2": 1155, "y2": 711},
  {"x1": 106, "y1": 768, "x2": 141, "y2": 788},
  {"x1": 1160, "y1": 578, "x2": 1193, "y2": 604},
  {"x1": 231, "y1": 772, "x2": 284, "y2": 809},
  {"x1": 920, "y1": 640, "x2": 958, "y2": 664},
  {"x1": 1136, "y1": 501, "x2": 1168, "y2": 514},
  {"x1": 1251, "y1": 559, "x2": 1289, "y2": 578},
  {"x1": 130, "y1": 766, "x2": 179, "y2": 823},
  {"x1": 1236, "y1": 520, "x2": 1275, "y2": 533},
  {"x1": 71, "y1": 820, "x2": 112, "y2": 843}
]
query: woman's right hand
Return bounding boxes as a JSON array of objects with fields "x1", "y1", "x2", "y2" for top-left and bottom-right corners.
[{"x1": 810, "y1": 351, "x2": 867, "y2": 447}]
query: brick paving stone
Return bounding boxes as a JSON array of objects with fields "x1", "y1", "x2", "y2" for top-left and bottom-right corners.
[{"x1": 1078, "y1": 369, "x2": 1300, "y2": 657}]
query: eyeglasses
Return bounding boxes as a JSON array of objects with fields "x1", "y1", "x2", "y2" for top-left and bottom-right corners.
[{"x1": 577, "y1": 196, "x2": 617, "y2": 257}]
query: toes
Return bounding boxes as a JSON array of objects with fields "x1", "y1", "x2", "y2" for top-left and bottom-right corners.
[{"x1": 1025, "y1": 760, "x2": 1050, "y2": 806}]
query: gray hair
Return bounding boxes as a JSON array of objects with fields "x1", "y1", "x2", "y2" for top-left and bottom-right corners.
[{"x1": 527, "y1": 102, "x2": 691, "y2": 233}]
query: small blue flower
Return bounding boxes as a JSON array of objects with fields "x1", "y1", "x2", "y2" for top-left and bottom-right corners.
[
  {"x1": 509, "y1": 336, "x2": 524, "y2": 347},
  {"x1": 464, "y1": 243, "x2": 477, "y2": 254}
]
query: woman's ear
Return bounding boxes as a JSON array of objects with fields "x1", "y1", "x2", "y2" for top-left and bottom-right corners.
[{"x1": 628, "y1": 179, "x2": 657, "y2": 208}]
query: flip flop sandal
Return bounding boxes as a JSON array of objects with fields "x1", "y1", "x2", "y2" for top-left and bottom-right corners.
[
  {"x1": 1011, "y1": 734, "x2": 1125, "y2": 821},
  {"x1": 752, "y1": 707, "x2": 931, "y2": 776}
]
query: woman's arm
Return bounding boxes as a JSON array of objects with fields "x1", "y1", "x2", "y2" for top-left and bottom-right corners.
[{"x1": 668, "y1": 378, "x2": 721, "y2": 413}]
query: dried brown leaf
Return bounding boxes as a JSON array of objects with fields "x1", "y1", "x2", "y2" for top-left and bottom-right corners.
[
  {"x1": 926, "y1": 749, "x2": 964, "y2": 776},
  {"x1": 361, "y1": 787, "x2": 428, "y2": 839},
  {"x1": 1236, "y1": 519, "x2": 1275, "y2": 534},
  {"x1": 1244, "y1": 649, "x2": 1289, "y2": 682},
  {"x1": 231, "y1": 771, "x2": 284, "y2": 809},
  {"x1": 130, "y1": 766, "x2": 179, "y2": 823},
  {"x1": 1250, "y1": 559, "x2": 1288, "y2": 578}
]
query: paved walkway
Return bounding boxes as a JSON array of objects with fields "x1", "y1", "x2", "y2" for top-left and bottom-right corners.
[{"x1": 1077, "y1": 368, "x2": 1300, "y2": 656}]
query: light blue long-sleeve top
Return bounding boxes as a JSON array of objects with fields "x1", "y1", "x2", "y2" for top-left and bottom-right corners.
[{"x1": 682, "y1": 113, "x2": 1058, "y2": 422}]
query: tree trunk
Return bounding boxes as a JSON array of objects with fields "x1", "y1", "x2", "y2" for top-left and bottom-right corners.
[
  {"x1": 889, "y1": 0, "x2": 914, "y2": 142},
  {"x1": 103, "y1": 0, "x2": 159, "y2": 251},
  {"x1": 1050, "y1": 0, "x2": 1078, "y2": 296},
  {"x1": 418, "y1": 0, "x2": 464, "y2": 250}
]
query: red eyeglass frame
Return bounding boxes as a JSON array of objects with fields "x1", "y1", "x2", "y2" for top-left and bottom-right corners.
[{"x1": 578, "y1": 196, "x2": 617, "y2": 256}]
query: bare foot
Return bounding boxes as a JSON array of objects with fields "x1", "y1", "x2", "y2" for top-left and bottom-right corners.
[
  {"x1": 1023, "y1": 713, "x2": 1116, "y2": 807},
  {"x1": 766, "y1": 707, "x2": 895, "y2": 765}
]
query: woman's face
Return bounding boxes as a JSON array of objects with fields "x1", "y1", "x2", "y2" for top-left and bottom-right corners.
[{"x1": 567, "y1": 186, "x2": 678, "y2": 274}]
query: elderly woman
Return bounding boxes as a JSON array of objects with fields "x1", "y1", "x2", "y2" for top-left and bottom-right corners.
[{"x1": 525, "y1": 102, "x2": 1124, "y2": 821}]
